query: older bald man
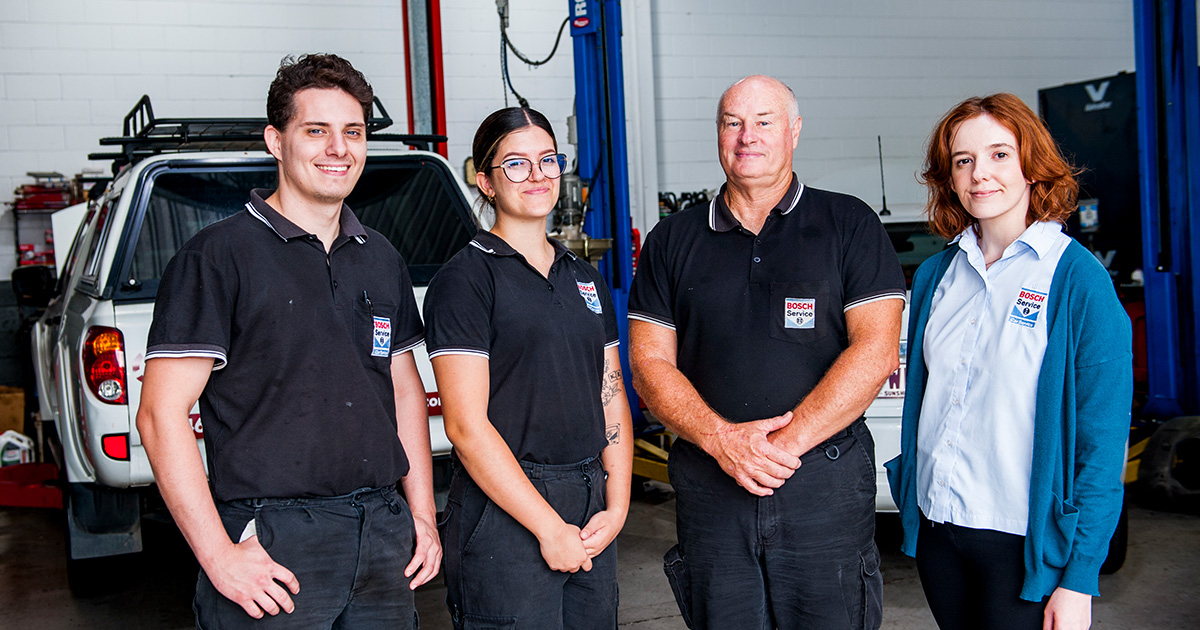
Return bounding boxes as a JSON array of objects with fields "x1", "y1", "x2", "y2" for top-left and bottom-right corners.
[{"x1": 629, "y1": 75, "x2": 905, "y2": 629}]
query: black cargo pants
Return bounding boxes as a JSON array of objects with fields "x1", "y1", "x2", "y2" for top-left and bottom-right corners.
[
  {"x1": 664, "y1": 419, "x2": 882, "y2": 630},
  {"x1": 439, "y1": 456, "x2": 618, "y2": 629},
  {"x1": 195, "y1": 486, "x2": 418, "y2": 629}
]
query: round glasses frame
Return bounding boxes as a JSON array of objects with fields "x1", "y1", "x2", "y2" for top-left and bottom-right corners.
[{"x1": 486, "y1": 154, "x2": 568, "y2": 183}]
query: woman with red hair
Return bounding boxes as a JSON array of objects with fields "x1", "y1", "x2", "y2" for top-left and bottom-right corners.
[{"x1": 886, "y1": 94, "x2": 1132, "y2": 630}]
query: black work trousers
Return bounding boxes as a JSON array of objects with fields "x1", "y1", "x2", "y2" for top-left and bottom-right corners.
[
  {"x1": 440, "y1": 456, "x2": 617, "y2": 630},
  {"x1": 664, "y1": 419, "x2": 882, "y2": 630},
  {"x1": 195, "y1": 486, "x2": 417, "y2": 629}
]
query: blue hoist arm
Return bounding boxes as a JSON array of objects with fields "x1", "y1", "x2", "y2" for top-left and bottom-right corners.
[
  {"x1": 569, "y1": 0, "x2": 643, "y2": 423},
  {"x1": 1134, "y1": 0, "x2": 1200, "y2": 417}
]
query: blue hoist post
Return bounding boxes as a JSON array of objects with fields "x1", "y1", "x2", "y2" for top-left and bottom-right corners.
[
  {"x1": 1133, "y1": 0, "x2": 1200, "y2": 418},
  {"x1": 568, "y1": 0, "x2": 642, "y2": 423}
]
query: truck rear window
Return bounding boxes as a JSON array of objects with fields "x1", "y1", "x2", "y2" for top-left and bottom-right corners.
[
  {"x1": 348, "y1": 161, "x2": 476, "y2": 285},
  {"x1": 128, "y1": 169, "x2": 271, "y2": 288},
  {"x1": 116, "y1": 157, "x2": 475, "y2": 300}
]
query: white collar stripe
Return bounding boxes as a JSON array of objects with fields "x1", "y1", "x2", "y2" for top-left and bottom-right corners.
[
  {"x1": 246, "y1": 203, "x2": 288, "y2": 241},
  {"x1": 781, "y1": 183, "x2": 805, "y2": 215},
  {"x1": 469, "y1": 240, "x2": 497, "y2": 254}
]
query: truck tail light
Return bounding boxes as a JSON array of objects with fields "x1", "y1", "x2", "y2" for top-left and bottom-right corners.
[
  {"x1": 101, "y1": 433, "x2": 129, "y2": 460},
  {"x1": 83, "y1": 326, "x2": 128, "y2": 404}
]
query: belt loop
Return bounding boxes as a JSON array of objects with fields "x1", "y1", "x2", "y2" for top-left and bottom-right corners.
[
  {"x1": 583, "y1": 466, "x2": 594, "y2": 513},
  {"x1": 526, "y1": 461, "x2": 543, "y2": 480}
]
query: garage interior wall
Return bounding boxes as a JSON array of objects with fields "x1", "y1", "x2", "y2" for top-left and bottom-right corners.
[
  {"x1": 650, "y1": 0, "x2": 1138, "y2": 211},
  {"x1": 0, "y1": 0, "x2": 1146, "y2": 283},
  {"x1": 0, "y1": 0, "x2": 415, "y2": 279}
]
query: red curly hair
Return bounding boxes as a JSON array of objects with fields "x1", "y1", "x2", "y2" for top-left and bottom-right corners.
[{"x1": 920, "y1": 93, "x2": 1079, "y2": 239}]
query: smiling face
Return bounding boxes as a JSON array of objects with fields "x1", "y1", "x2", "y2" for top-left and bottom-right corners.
[
  {"x1": 265, "y1": 87, "x2": 367, "y2": 207},
  {"x1": 475, "y1": 125, "x2": 560, "y2": 222},
  {"x1": 949, "y1": 114, "x2": 1032, "y2": 235},
  {"x1": 717, "y1": 76, "x2": 802, "y2": 186}
]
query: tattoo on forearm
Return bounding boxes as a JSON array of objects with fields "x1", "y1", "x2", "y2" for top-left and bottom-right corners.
[
  {"x1": 605, "y1": 423, "x2": 621, "y2": 444},
  {"x1": 600, "y1": 358, "x2": 623, "y2": 406}
]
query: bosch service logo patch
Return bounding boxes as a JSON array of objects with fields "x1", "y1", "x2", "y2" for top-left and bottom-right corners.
[
  {"x1": 784, "y1": 297, "x2": 815, "y2": 329},
  {"x1": 577, "y1": 281, "x2": 603, "y2": 314},
  {"x1": 1008, "y1": 287, "x2": 1047, "y2": 328},
  {"x1": 372, "y1": 316, "x2": 392, "y2": 357}
]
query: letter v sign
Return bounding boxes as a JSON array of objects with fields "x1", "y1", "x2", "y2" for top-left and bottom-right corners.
[{"x1": 1085, "y1": 81, "x2": 1111, "y2": 102}]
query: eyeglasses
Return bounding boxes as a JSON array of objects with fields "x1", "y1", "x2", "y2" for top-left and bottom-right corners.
[{"x1": 486, "y1": 154, "x2": 568, "y2": 183}]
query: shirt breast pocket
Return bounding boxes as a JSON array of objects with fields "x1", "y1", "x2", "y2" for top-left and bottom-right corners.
[
  {"x1": 768, "y1": 281, "x2": 834, "y2": 345},
  {"x1": 354, "y1": 300, "x2": 397, "y2": 373}
]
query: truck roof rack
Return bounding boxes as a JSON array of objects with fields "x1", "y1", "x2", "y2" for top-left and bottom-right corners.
[{"x1": 89, "y1": 95, "x2": 447, "y2": 170}]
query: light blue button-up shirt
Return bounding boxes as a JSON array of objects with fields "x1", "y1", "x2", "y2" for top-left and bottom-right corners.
[{"x1": 917, "y1": 221, "x2": 1071, "y2": 535}]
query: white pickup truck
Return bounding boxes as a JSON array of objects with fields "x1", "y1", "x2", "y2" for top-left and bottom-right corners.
[
  {"x1": 30, "y1": 97, "x2": 475, "y2": 591},
  {"x1": 864, "y1": 215, "x2": 941, "y2": 512}
]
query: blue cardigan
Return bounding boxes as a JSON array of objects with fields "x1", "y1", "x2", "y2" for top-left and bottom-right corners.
[{"x1": 885, "y1": 238, "x2": 1132, "y2": 601}]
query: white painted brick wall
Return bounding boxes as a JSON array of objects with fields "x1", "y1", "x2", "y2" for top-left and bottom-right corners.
[
  {"x1": 649, "y1": 0, "x2": 1138, "y2": 212},
  {"x1": 440, "y1": 0, "x2": 579, "y2": 181},
  {"x1": 1, "y1": 0, "x2": 414, "y2": 275},
  {"x1": 0, "y1": 0, "x2": 1153, "y2": 277}
]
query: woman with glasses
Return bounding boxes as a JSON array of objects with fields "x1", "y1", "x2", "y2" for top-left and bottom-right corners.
[{"x1": 423, "y1": 107, "x2": 632, "y2": 629}]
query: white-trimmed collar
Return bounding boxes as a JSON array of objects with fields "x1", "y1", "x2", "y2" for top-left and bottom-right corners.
[
  {"x1": 245, "y1": 188, "x2": 368, "y2": 245},
  {"x1": 468, "y1": 230, "x2": 579, "y2": 262},
  {"x1": 708, "y1": 174, "x2": 804, "y2": 232}
]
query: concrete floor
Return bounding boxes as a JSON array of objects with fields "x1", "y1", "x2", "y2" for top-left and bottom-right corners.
[{"x1": 1, "y1": 484, "x2": 1197, "y2": 629}]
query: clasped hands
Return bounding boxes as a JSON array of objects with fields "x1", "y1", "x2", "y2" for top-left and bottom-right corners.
[
  {"x1": 538, "y1": 509, "x2": 624, "y2": 574},
  {"x1": 707, "y1": 411, "x2": 805, "y2": 496}
]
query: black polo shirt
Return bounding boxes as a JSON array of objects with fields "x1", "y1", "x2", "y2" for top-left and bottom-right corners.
[
  {"x1": 146, "y1": 189, "x2": 424, "y2": 502},
  {"x1": 628, "y1": 175, "x2": 905, "y2": 424},
  {"x1": 423, "y1": 231, "x2": 619, "y2": 464}
]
